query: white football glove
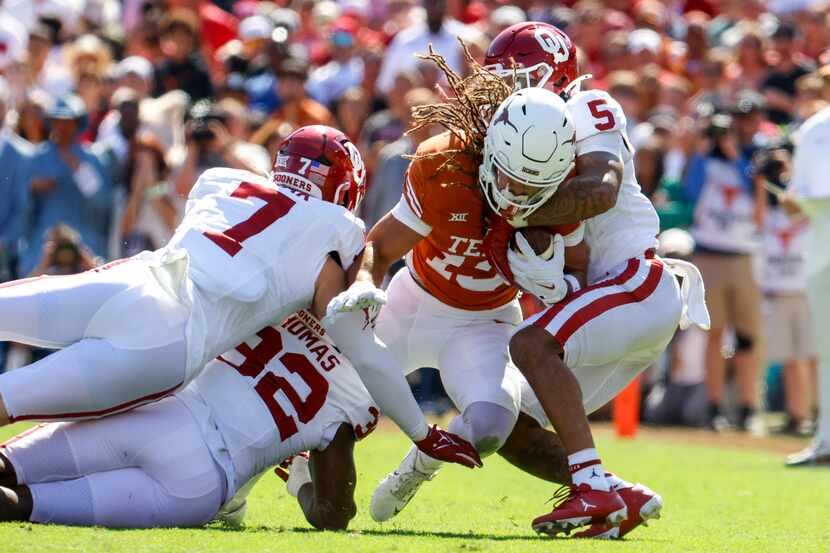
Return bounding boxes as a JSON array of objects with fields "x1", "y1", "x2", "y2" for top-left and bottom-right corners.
[
  {"x1": 276, "y1": 454, "x2": 312, "y2": 498},
  {"x1": 508, "y1": 232, "x2": 568, "y2": 306},
  {"x1": 322, "y1": 280, "x2": 387, "y2": 328}
]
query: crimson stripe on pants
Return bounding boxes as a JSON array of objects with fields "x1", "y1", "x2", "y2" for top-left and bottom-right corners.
[
  {"x1": 553, "y1": 258, "x2": 665, "y2": 345},
  {"x1": 533, "y1": 258, "x2": 641, "y2": 330},
  {"x1": 9, "y1": 381, "x2": 184, "y2": 423}
]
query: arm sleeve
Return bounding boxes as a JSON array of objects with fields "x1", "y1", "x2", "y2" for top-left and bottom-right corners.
[
  {"x1": 575, "y1": 131, "x2": 624, "y2": 158},
  {"x1": 321, "y1": 310, "x2": 429, "y2": 442},
  {"x1": 560, "y1": 222, "x2": 584, "y2": 247}
]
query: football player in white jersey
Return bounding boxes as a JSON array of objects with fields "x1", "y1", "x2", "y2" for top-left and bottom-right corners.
[
  {"x1": 0, "y1": 313, "x2": 382, "y2": 529},
  {"x1": 369, "y1": 24, "x2": 707, "y2": 538},
  {"x1": 479, "y1": 22, "x2": 710, "y2": 537},
  {"x1": 0, "y1": 125, "x2": 480, "y2": 469}
]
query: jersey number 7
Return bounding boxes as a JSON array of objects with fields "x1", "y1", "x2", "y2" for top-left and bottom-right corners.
[
  {"x1": 204, "y1": 181, "x2": 296, "y2": 256},
  {"x1": 222, "y1": 326, "x2": 330, "y2": 440}
]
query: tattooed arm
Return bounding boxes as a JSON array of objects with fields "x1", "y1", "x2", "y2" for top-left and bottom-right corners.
[{"x1": 525, "y1": 151, "x2": 623, "y2": 227}]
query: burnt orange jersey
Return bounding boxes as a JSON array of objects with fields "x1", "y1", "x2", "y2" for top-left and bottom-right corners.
[{"x1": 391, "y1": 132, "x2": 581, "y2": 311}]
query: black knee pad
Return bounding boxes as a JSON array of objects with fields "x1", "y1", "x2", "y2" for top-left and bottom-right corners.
[{"x1": 735, "y1": 333, "x2": 754, "y2": 352}]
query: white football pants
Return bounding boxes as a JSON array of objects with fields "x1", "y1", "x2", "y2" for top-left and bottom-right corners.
[
  {"x1": 807, "y1": 266, "x2": 830, "y2": 446},
  {"x1": 0, "y1": 397, "x2": 225, "y2": 528},
  {"x1": 0, "y1": 258, "x2": 190, "y2": 422}
]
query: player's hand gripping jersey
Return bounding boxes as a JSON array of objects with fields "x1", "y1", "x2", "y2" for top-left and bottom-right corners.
[
  {"x1": 166, "y1": 167, "x2": 366, "y2": 370},
  {"x1": 392, "y1": 132, "x2": 582, "y2": 310},
  {"x1": 565, "y1": 90, "x2": 661, "y2": 282},
  {"x1": 180, "y1": 311, "x2": 379, "y2": 503}
]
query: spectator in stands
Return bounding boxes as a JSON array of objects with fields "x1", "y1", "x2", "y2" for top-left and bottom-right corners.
[
  {"x1": 250, "y1": 57, "x2": 334, "y2": 146},
  {"x1": 120, "y1": 132, "x2": 178, "y2": 256},
  {"x1": 24, "y1": 18, "x2": 73, "y2": 98},
  {"x1": 727, "y1": 28, "x2": 769, "y2": 96},
  {"x1": 217, "y1": 97, "x2": 271, "y2": 174},
  {"x1": 359, "y1": 71, "x2": 420, "y2": 176},
  {"x1": 755, "y1": 143, "x2": 814, "y2": 437},
  {"x1": 360, "y1": 87, "x2": 438, "y2": 232},
  {"x1": 115, "y1": 56, "x2": 155, "y2": 99},
  {"x1": 377, "y1": 0, "x2": 474, "y2": 94},
  {"x1": 174, "y1": 100, "x2": 263, "y2": 198},
  {"x1": 336, "y1": 87, "x2": 371, "y2": 143},
  {"x1": 153, "y1": 9, "x2": 214, "y2": 102},
  {"x1": 684, "y1": 113, "x2": 762, "y2": 432},
  {"x1": 762, "y1": 22, "x2": 815, "y2": 125},
  {"x1": 0, "y1": 77, "x2": 34, "y2": 282},
  {"x1": 307, "y1": 17, "x2": 364, "y2": 109},
  {"x1": 14, "y1": 91, "x2": 50, "y2": 146},
  {"x1": 22, "y1": 94, "x2": 112, "y2": 276}
]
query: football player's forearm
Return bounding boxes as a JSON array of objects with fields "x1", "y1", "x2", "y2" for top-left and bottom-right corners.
[
  {"x1": 527, "y1": 172, "x2": 619, "y2": 226},
  {"x1": 527, "y1": 152, "x2": 623, "y2": 227},
  {"x1": 322, "y1": 312, "x2": 429, "y2": 442},
  {"x1": 357, "y1": 242, "x2": 378, "y2": 284}
]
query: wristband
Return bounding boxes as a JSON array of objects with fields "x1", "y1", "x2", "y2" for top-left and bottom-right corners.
[
  {"x1": 286, "y1": 456, "x2": 312, "y2": 497},
  {"x1": 563, "y1": 274, "x2": 581, "y2": 294}
]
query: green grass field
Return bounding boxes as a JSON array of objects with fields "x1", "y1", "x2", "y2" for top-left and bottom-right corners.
[{"x1": 1, "y1": 422, "x2": 828, "y2": 553}]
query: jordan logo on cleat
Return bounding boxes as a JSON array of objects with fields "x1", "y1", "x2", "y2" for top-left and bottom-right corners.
[
  {"x1": 590, "y1": 468, "x2": 602, "y2": 479},
  {"x1": 580, "y1": 499, "x2": 596, "y2": 511}
]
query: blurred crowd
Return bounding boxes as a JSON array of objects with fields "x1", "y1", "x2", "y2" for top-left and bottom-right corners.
[{"x1": 0, "y1": 0, "x2": 828, "y2": 436}]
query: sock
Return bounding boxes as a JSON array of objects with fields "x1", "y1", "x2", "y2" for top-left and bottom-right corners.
[
  {"x1": 412, "y1": 446, "x2": 442, "y2": 474},
  {"x1": 410, "y1": 411, "x2": 473, "y2": 475},
  {"x1": 605, "y1": 472, "x2": 632, "y2": 491},
  {"x1": 568, "y1": 448, "x2": 610, "y2": 491},
  {"x1": 738, "y1": 405, "x2": 755, "y2": 429},
  {"x1": 707, "y1": 401, "x2": 721, "y2": 421}
]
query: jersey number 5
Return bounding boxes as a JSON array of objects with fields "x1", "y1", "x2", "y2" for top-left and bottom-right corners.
[
  {"x1": 204, "y1": 181, "x2": 296, "y2": 256},
  {"x1": 587, "y1": 99, "x2": 616, "y2": 131},
  {"x1": 227, "y1": 326, "x2": 329, "y2": 440}
]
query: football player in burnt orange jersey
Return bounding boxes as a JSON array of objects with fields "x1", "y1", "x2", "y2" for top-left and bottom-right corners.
[{"x1": 361, "y1": 54, "x2": 589, "y2": 523}]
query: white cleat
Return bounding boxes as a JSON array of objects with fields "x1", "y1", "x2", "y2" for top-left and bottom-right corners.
[
  {"x1": 786, "y1": 441, "x2": 830, "y2": 467},
  {"x1": 370, "y1": 448, "x2": 436, "y2": 522}
]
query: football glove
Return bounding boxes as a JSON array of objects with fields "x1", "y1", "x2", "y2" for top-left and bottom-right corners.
[
  {"x1": 508, "y1": 232, "x2": 568, "y2": 306},
  {"x1": 323, "y1": 280, "x2": 387, "y2": 328}
]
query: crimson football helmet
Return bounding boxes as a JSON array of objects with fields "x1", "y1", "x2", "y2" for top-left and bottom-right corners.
[
  {"x1": 271, "y1": 125, "x2": 366, "y2": 213},
  {"x1": 484, "y1": 22, "x2": 578, "y2": 94}
]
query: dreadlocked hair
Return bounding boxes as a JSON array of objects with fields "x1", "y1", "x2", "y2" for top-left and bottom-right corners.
[{"x1": 405, "y1": 39, "x2": 513, "y2": 183}]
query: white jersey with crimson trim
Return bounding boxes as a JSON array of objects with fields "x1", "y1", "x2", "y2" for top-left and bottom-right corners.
[
  {"x1": 179, "y1": 311, "x2": 379, "y2": 502},
  {"x1": 566, "y1": 89, "x2": 660, "y2": 283},
  {"x1": 165, "y1": 167, "x2": 366, "y2": 373}
]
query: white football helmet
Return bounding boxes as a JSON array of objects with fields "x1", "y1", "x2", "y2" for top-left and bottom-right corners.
[{"x1": 479, "y1": 87, "x2": 576, "y2": 219}]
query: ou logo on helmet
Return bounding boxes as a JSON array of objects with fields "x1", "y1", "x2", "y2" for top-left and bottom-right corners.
[
  {"x1": 534, "y1": 28, "x2": 570, "y2": 65},
  {"x1": 344, "y1": 140, "x2": 365, "y2": 185}
]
